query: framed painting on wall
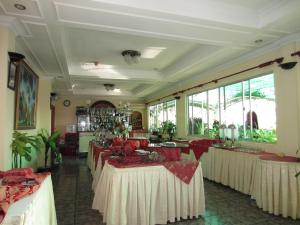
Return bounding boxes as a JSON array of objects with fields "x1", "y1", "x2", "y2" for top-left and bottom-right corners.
[
  {"x1": 7, "y1": 60, "x2": 17, "y2": 90},
  {"x1": 15, "y1": 61, "x2": 39, "y2": 130}
]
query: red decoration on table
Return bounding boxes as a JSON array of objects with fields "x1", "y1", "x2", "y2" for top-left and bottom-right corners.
[
  {"x1": 0, "y1": 168, "x2": 33, "y2": 179},
  {"x1": 112, "y1": 137, "x2": 124, "y2": 147},
  {"x1": 148, "y1": 147, "x2": 181, "y2": 161},
  {"x1": 0, "y1": 169, "x2": 49, "y2": 223},
  {"x1": 163, "y1": 161, "x2": 199, "y2": 184},
  {"x1": 189, "y1": 139, "x2": 220, "y2": 160},
  {"x1": 107, "y1": 158, "x2": 199, "y2": 184},
  {"x1": 124, "y1": 139, "x2": 140, "y2": 150}
]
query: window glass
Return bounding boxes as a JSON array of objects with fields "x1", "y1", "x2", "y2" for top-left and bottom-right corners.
[
  {"x1": 249, "y1": 74, "x2": 276, "y2": 142},
  {"x1": 192, "y1": 92, "x2": 208, "y2": 135},
  {"x1": 208, "y1": 88, "x2": 219, "y2": 138},
  {"x1": 166, "y1": 100, "x2": 176, "y2": 124},
  {"x1": 187, "y1": 73, "x2": 276, "y2": 143},
  {"x1": 148, "y1": 100, "x2": 177, "y2": 131}
]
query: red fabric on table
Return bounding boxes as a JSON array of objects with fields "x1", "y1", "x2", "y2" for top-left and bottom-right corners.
[
  {"x1": 123, "y1": 144, "x2": 135, "y2": 156},
  {"x1": 138, "y1": 139, "x2": 149, "y2": 149},
  {"x1": 163, "y1": 160, "x2": 199, "y2": 184},
  {"x1": 93, "y1": 147, "x2": 104, "y2": 169},
  {"x1": 259, "y1": 155, "x2": 299, "y2": 162},
  {"x1": 112, "y1": 137, "x2": 124, "y2": 147},
  {"x1": 150, "y1": 147, "x2": 181, "y2": 161},
  {"x1": 173, "y1": 140, "x2": 190, "y2": 154},
  {"x1": 189, "y1": 139, "x2": 220, "y2": 160},
  {"x1": 124, "y1": 140, "x2": 140, "y2": 150},
  {"x1": 0, "y1": 168, "x2": 33, "y2": 179},
  {"x1": 101, "y1": 151, "x2": 113, "y2": 168},
  {"x1": 107, "y1": 159, "x2": 198, "y2": 184},
  {"x1": 0, "y1": 172, "x2": 49, "y2": 223}
]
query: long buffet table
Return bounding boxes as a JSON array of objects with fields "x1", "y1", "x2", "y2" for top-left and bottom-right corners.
[
  {"x1": 92, "y1": 162, "x2": 205, "y2": 225},
  {"x1": 88, "y1": 141, "x2": 206, "y2": 225},
  {"x1": 201, "y1": 147, "x2": 300, "y2": 219},
  {"x1": 89, "y1": 140, "x2": 300, "y2": 220}
]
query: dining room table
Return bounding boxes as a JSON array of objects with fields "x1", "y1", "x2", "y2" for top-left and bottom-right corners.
[
  {"x1": 0, "y1": 174, "x2": 57, "y2": 225},
  {"x1": 201, "y1": 146, "x2": 300, "y2": 219},
  {"x1": 92, "y1": 158, "x2": 205, "y2": 225},
  {"x1": 251, "y1": 155, "x2": 300, "y2": 219}
]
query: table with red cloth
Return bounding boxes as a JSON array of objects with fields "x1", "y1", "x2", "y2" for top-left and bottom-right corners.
[
  {"x1": 173, "y1": 140, "x2": 190, "y2": 154},
  {"x1": 189, "y1": 139, "x2": 220, "y2": 160},
  {"x1": 147, "y1": 143, "x2": 189, "y2": 158},
  {"x1": 92, "y1": 158, "x2": 205, "y2": 225},
  {"x1": 0, "y1": 168, "x2": 57, "y2": 225},
  {"x1": 126, "y1": 138, "x2": 149, "y2": 149}
]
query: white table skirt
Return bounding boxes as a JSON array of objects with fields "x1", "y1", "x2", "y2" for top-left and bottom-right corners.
[
  {"x1": 1, "y1": 176, "x2": 57, "y2": 225},
  {"x1": 252, "y1": 160, "x2": 300, "y2": 219},
  {"x1": 91, "y1": 153, "x2": 105, "y2": 191},
  {"x1": 92, "y1": 163, "x2": 205, "y2": 225},
  {"x1": 201, "y1": 147, "x2": 258, "y2": 195}
]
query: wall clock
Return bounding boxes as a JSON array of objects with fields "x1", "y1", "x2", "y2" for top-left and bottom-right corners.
[{"x1": 63, "y1": 99, "x2": 71, "y2": 107}]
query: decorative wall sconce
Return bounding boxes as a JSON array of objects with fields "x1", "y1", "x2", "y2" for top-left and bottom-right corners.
[{"x1": 279, "y1": 62, "x2": 298, "y2": 70}]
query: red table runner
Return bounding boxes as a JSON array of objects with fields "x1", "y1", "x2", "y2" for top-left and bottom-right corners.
[
  {"x1": 108, "y1": 158, "x2": 199, "y2": 184},
  {"x1": 0, "y1": 169, "x2": 49, "y2": 223},
  {"x1": 190, "y1": 139, "x2": 220, "y2": 160},
  {"x1": 146, "y1": 147, "x2": 181, "y2": 161}
]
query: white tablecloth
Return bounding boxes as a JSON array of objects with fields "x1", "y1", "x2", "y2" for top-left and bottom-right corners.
[
  {"x1": 252, "y1": 159, "x2": 300, "y2": 219},
  {"x1": 201, "y1": 147, "x2": 258, "y2": 195},
  {"x1": 91, "y1": 152, "x2": 105, "y2": 191},
  {"x1": 1, "y1": 176, "x2": 57, "y2": 225},
  {"x1": 92, "y1": 163, "x2": 205, "y2": 225}
]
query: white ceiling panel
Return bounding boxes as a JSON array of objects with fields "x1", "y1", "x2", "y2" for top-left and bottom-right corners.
[{"x1": 0, "y1": 0, "x2": 299, "y2": 100}]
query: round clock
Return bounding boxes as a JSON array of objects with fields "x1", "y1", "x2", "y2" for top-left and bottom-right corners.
[{"x1": 63, "y1": 99, "x2": 71, "y2": 107}]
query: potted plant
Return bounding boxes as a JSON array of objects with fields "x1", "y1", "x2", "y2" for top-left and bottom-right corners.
[
  {"x1": 161, "y1": 121, "x2": 176, "y2": 141},
  {"x1": 11, "y1": 131, "x2": 41, "y2": 168},
  {"x1": 38, "y1": 129, "x2": 61, "y2": 171}
]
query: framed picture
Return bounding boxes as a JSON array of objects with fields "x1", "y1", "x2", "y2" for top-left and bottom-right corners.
[
  {"x1": 15, "y1": 61, "x2": 39, "y2": 130},
  {"x1": 7, "y1": 60, "x2": 17, "y2": 90}
]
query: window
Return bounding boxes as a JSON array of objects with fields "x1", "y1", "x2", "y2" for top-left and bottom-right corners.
[
  {"x1": 148, "y1": 100, "x2": 176, "y2": 130},
  {"x1": 188, "y1": 74, "x2": 276, "y2": 143}
]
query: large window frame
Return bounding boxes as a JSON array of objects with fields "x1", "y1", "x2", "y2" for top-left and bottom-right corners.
[
  {"x1": 148, "y1": 99, "x2": 176, "y2": 131},
  {"x1": 187, "y1": 73, "x2": 276, "y2": 143}
]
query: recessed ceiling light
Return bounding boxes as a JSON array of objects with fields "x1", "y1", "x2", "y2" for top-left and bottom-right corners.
[
  {"x1": 254, "y1": 39, "x2": 263, "y2": 44},
  {"x1": 81, "y1": 62, "x2": 113, "y2": 70},
  {"x1": 14, "y1": 3, "x2": 26, "y2": 10},
  {"x1": 141, "y1": 47, "x2": 166, "y2": 59}
]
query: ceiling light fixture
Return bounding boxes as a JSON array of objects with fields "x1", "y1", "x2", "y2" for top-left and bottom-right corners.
[
  {"x1": 104, "y1": 83, "x2": 115, "y2": 91},
  {"x1": 254, "y1": 39, "x2": 263, "y2": 44},
  {"x1": 14, "y1": 3, "x2": 26, "y2": 10},
  {"x1": 121, "y1": 50, "x2": 141, "y2": 65}
]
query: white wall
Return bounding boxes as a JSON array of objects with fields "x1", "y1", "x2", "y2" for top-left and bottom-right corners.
[{"x1": 0, "y1": 25, "x2": 52, "y2": 170}]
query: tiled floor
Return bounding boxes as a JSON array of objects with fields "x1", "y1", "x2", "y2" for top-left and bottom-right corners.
[{"x1": 52, "y1": 157, "x2": 300, "y2": 225}]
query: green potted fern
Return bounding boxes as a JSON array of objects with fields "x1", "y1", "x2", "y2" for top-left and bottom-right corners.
[
  {"x1": 11, "y1": 131, "x2": 41, "y2": 168},
  {"x1": 38, "y1": 129, "x2": 61, "y2": 170}
]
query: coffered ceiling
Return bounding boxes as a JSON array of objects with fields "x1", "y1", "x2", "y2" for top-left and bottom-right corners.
[{"x1": 0, "y1": 0, "x2": 300, "y2": 102}]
